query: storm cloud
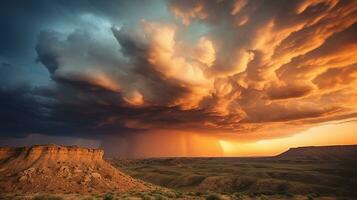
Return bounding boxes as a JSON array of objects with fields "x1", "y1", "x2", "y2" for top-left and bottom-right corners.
[{"x1": 0, "y1": 0, "x2": 357, "y2": 155}]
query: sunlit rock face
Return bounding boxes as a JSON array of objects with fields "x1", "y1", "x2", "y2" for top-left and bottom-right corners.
[
  {"x1": 0, "y1": 144, "x2": 104, "y2": 162},
  {"x1": 0, "y1": 144, "x2": 149, "y2": 194}
]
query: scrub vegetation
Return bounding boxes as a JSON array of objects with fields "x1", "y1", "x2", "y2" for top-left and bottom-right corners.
[{"x1": 113, "y1": 156, "x2": 357, "y2": 199}]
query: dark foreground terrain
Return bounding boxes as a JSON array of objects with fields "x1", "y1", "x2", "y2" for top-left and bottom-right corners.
[
  {"x1": 112, "y1": 145, "x2": 357, "y2": 200},
  {"x1": 1, "y1": 145, "x2": 357, "y2": 199}
]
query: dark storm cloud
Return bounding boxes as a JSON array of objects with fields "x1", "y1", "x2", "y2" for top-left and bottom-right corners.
[
  {"x1": 0, "y1": 86, "x2": 51, "y2": 137},
  {"x1": 0, "y1": 0, "x2": 166, "y2": 58},
  {"x1": 1, "y1": 0, "x2": 357, "y2": 143},
  {"x1": 0, "y1": 0, "x2": 169, "y2": 138}
]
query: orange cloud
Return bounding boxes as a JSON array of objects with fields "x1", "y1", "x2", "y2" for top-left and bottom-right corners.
[{"x1": 33, "y1": 0, "x2": 357, "y2": 152}]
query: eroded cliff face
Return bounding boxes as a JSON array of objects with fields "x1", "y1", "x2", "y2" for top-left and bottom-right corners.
[
  {"x1": 0, "y1": 144, "x2": 104, "y2": 162},
  {"x1": 0, "y1": 147, "x2": 17, "y2": 160},
  {"x1": 0, "y1": 144, "x2": 150, "y2": 194}
]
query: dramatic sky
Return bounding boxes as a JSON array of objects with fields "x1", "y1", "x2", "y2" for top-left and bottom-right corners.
[{"x1": 1, "y1": 0, "x2": 357, "y2": 157}]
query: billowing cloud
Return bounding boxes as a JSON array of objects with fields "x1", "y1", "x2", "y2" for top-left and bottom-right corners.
[{"x1": 0, "y1": 0, "x2": 357, "y2": 156}]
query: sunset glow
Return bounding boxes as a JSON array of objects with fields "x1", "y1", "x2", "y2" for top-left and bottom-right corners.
[{"x1": 220, "y1": 120, "x2": 357, "y2": 156}]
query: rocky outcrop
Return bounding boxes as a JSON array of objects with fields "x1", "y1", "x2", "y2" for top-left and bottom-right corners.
[
  {"x1": 0, "y1": 144, "x2": 150, "y2": 194},
  {"x1": 0, "y1": 147, "x2": 20, "y2": 161},
  {"x1": 0, "y1": 144, "x2": 104, "y2": 162}
]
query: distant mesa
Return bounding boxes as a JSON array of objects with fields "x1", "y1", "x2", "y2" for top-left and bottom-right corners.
[
  {"x1": 0, "y1": 144, "x2": 150, "y2": 194},
  {"x1": 276, "y1": 144, "x2": 357, "y2": 161}
]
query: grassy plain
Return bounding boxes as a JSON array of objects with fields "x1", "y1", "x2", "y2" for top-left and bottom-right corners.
[{"x1": 112, "y1": 157, "x2": 357, "y2": 199}]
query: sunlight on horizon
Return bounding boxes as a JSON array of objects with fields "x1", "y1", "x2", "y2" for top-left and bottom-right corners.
[{"x1": 219, "y1": 119, "x2": 357, "y2": 157}]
